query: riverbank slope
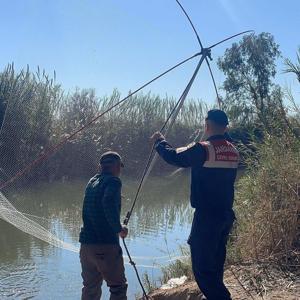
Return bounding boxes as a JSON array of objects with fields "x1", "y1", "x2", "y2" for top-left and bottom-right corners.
[{"x1": 147, "y1": 266, "x2": 300, "y2": 300}]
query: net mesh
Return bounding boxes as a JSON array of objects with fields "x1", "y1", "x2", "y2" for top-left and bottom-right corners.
[
  {"x1": 0, "y1": 66, "x2": 80, "y2": 253},
  {"x1": 0, "y1": 64, "x2": 204, "y2": 265},
  {"x1": 0, "y1": 192, "x2": 79, "y2": 252}
]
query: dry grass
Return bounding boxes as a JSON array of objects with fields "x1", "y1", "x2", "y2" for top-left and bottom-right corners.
[{"x1": 234, "y1": 132, "x2": 300, "y2": 264}]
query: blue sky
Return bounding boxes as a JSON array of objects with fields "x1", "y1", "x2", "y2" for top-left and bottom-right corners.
[{"x1": 0, "y1": 0, "x2": 299, "y2": 104}]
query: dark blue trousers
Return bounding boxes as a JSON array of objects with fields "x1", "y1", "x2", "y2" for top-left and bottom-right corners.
[{"x1": 188, "y1": 210, "x2": 234, "y2": 300}]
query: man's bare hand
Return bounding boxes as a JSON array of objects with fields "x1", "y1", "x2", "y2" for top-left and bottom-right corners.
[
  {"x1": 150, "y1": 131, "x2": 165, "y2": 143},
  {"x1": 119, "y1": 226, "x2": 128, "y2": 239}
]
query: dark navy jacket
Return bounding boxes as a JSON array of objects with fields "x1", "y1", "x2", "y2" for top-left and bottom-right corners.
[
  {"x1": 79, "y1": 173, "x2": 122, "y2": 244},
  {"x1": 155, "y1": 135, "x2": 239, "y2": 217}
]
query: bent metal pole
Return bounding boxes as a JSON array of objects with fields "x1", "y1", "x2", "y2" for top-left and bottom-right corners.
[
  {"x1": 122, "y1": 0, "x2": 254, "y2": 297},
  {"x1": 123, "y1": 50, "x2": 209, "y2": 227},
  {"x1": 122, "y1": 51, "x2": 208, "y2": 300}
]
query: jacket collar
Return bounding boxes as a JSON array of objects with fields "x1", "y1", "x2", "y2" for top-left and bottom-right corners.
[
  {"x1": 206, "y1": 134, "x2": 225, "y2": 141},
  {"x1": 100, "y1": 171, "x2": 113, "y2": 176}
]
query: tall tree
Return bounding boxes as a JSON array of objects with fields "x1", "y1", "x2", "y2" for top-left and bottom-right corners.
[{"x1": 218, "y1": 33, "x2": 281, "y2": 128}]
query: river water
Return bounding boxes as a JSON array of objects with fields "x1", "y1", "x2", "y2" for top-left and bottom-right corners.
[{"x1": 0, "y1": 174, "x2": 193, "y2": 299}]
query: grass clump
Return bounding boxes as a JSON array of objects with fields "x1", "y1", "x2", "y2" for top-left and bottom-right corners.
[{"x1": 160, "y1": 247, "x2": 193, "y2": 284}]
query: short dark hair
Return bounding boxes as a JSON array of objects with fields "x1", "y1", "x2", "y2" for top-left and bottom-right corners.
[{"x1": 206, "y1": 109, "x2": 229, "y2": 126}]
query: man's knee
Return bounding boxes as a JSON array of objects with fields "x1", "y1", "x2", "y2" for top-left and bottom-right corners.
[
  {"x1": 109, "y1": 284, "x2": 128, "y2": 300},
  {"x1": 190, "y1": 242, "x2": 215, "y2": 273},
  {"x1": 81, "y1": 266, "x2": 103, "y2": 300},
  {"x1": 82, "y1": 285, "x2": 102, "y2": 300},
  {"x1": 81, "y1": 269, "x2": 103, "y2": 300}
]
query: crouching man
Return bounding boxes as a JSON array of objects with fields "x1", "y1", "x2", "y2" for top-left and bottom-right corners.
[
  {"x1": 79, "y1": 151, "x2": 128, "y2": 300},
  {"x1": 151, "y1": 109, "x2": 239, "y2": 300}
]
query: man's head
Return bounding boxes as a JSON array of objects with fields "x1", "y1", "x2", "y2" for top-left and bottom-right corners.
[
  {"x1": 99, "y1": 151, "x2": 124, "y2": 177},
  {"x1": 205, "y1": 109, "x2": 229, "y2": 136}
]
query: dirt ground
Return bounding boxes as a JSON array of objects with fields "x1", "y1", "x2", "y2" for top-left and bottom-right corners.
[{"x1": 147, "y1": 266, "x2": 300, "y2": 300}]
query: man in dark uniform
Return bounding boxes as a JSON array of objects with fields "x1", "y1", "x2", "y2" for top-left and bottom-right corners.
[
  {"x1": 151, "y1": 109, "x2": 239, "y2": 300},
  {"x1": 79, "y1": 151, "x2": 128, "y2": 300}
]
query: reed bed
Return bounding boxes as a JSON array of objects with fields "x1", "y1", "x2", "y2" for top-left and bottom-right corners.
[
  {"x1": 0, "y1": 64, "x2": 207, "y2": 184},
  {"x1": 234, "y1": 132, "x2": 300, "y2": 264}
]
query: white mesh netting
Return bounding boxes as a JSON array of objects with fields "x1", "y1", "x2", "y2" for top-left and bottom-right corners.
[{"x1": 0, "y1": 65, "x2": 200, "y2": 266}]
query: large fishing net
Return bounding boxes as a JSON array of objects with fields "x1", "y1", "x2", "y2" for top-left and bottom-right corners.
[
  {"x1": 0, "y1": 62, "x2": 205, "y2": 267},
  {"x1": 0, "y1": 66, "x2": 81, "y2": 253},
  {"x1": 0, "y1": 34, "x2": 253, "y2": 275}
]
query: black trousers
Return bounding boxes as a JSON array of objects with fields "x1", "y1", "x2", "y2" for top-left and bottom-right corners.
[{"x1": 188, "y1": 210, "x2": 234, "y2": 300}]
